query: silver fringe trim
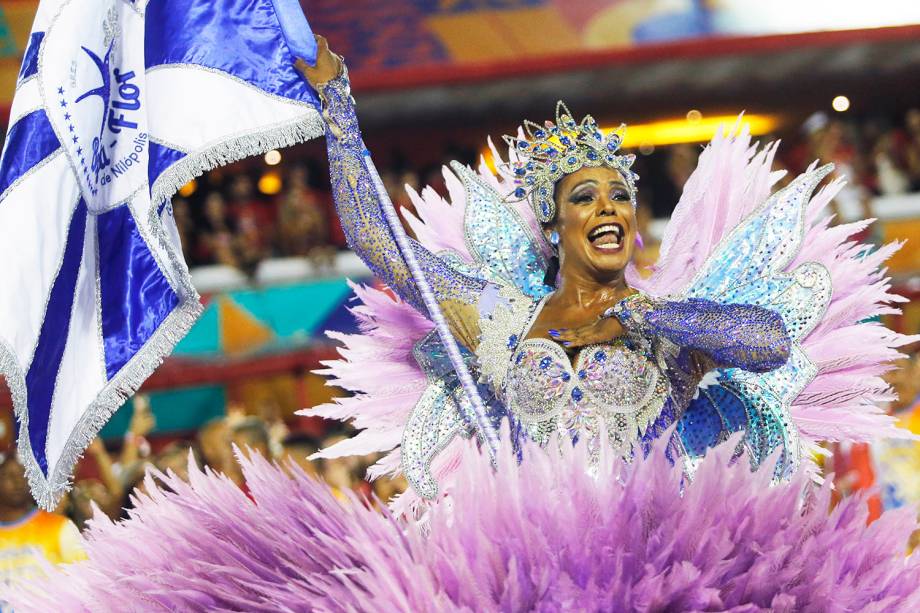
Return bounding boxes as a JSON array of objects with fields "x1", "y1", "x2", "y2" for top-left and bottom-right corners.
[
  {"x1": 150, "y1": 114, "x2": 325, "y2": 211},
  {"x1": 5, "y1": 110, "x2": 325, "y2": 509}
]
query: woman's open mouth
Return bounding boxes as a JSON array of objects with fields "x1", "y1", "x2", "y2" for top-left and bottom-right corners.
[{"x1": 587, "y1": 222, "x2": 625, "y2": 252}]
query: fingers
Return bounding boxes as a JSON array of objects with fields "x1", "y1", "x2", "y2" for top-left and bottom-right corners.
[
  {"x1": 295, "y1": 34, "x2": 340, "y2": 85},
  {"x1": 547, "y1": 318, "x2": 621, "y2": 350},
  {"x1": 548, "y1": 328, "x2": 585, "y2": 349}
]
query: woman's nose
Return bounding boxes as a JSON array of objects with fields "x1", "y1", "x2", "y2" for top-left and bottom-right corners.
[{"x1": 596, "y1": 196, "x2": 617, "y2": 216}]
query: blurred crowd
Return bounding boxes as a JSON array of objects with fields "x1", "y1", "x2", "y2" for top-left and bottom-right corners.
[
  {"x1": 171, "y1": 107, "x2": 920, "y2": 277},
  {"x1": 0, "y1": 397, "x2": 405, "y2": 541}
]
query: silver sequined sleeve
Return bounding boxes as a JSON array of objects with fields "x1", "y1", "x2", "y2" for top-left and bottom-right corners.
[
  {"x1": 615, "y1": 295, "x2": 791, "y2": 373},
  {"x1": 314, "y1": 72, "x2": 485, "y2": 313}
]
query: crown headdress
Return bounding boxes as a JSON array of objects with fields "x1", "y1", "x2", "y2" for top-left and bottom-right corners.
[{"x1": 501, "y1": 102, "x2": 638, "y2": 224}]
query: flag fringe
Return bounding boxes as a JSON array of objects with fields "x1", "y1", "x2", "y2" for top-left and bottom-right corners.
[
  {"x1": 6, "y1": 112, "x2": 324, "y2": 510},
  {"x1": 150, "y1": 113, "x2": 325, "y2": 211}
]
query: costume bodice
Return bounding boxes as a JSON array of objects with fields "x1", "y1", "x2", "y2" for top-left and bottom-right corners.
[{"x1": 477, "y1": 287, "x2": 670, "y2": 452}]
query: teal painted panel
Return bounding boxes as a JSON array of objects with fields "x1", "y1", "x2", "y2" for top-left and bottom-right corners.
[
  {"x1": 173, "y1": 301, "x2": 220, "y2": 356},
  {"x1": 230, "y1": 278, "x2": 355, "y2": 339},
  {"x1": 99, "y1": 386, "x2": 226, "y2": 439}
]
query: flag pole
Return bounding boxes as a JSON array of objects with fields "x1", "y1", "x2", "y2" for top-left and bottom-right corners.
[{"x1": 362, "y1": 152, "x2": 500, "y2": 460}]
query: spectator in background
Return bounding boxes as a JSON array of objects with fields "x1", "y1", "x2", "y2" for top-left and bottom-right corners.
[
  {"x1": 169, "y1": 196, "x2": 197, "y2": 265},
  {"x1": 279, "y1": 432, "x2": 320, "y2": 478},
  {"x1": 317, "y1": 434, "x2": 371, "y2": 500},
  {"x1": 904, "y1": 108, "x2": 920, "y2": 191},
  {"x1": 68, "y1": 438, "x2": 126, "y2": 530},
  {"x1": 69, "y1": 477, "x2": 120, "y2": 531},
  {"x1": 665, "y1": 144, "x2": 698, "y2": 194},
  {"x1": 0, "y1": 453, "x2": 84, "y2": 595},
  {"x1": 632, "y1": 199, "x2": 660, "y2": 277},
  {"x1": 229, "y1": 174, "x2": 275, "y2": 230},
  {"x1": 278, "y1": 164, "x2": 335, "y2": 270},
  {"x1": 197, "y1": 417, "x2": 233, "y2": 476},
  {"x1": 223, "y1": 417, "x2": 272, "y2": 488},
  {"x1": 873, "y1": 130, "x2": 910, "y2": 196},
  {"x1": 199, "y1": 192, "x2": 239, "y2": 268},
  {"x1": 230, "y1": 416, "x2": 272, "y2": 458},
  {"x1": 228, "y1": 175, "x2": 274, "y2": 275}
]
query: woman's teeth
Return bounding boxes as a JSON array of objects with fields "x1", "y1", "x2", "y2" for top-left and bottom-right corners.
[{"x1": 588, "y1": 224, "x2": 624, "y2": 250}]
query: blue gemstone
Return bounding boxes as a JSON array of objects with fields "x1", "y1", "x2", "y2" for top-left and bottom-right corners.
[
  {"x1": 561, "y1": 372, "x2": 571, "y2": 382},
  {"x1": 515, "y1": 167, "x2": 526, "y2": 176},
  {"x1": 568, "y1": 156, "x2": 577, "y2": 164},
  {"x1": 518, "y1": 141, "x2": 528, "y2": 150},
  {"x1": 594, "y1": 350, "x2": 606, "y2": 362},
  {"x1": 516, "y1": 352, "x2": 524, "y2": 365},
  {"x1": 577, "y1": 369, "x2": 586, "y2": 380},
  {"x1": 550, "y1": 163, "x2": 558, "y2": 172},
  {"x1": 541, "y1": 202, "x2": 550, "y2": 216},
  {"x1": 607, "y1": 141, "x2": 618, "y2": 151},
  {"x1": 526, "y1": 176, "x2": 535, "y2": 185},
  {"x1": 526, "y1": 162, "x2": 535, "y2": 171},
  {"x1": 571, "y1": 387, "x2": 583, "y2": 401},
  {"x1": 535, "y1": 129, "x2": 546, "y2": 138},
  {"x1": 514, "y1": 187, "x2": 526, "y2": 198},
  {"x1": 507, "y1": 334, "x2": 518, "y2": 348},
  {"x1": 560, "y1": 136, "x2": 571, "y2": 145},
  {"x1": 587, "y1": 150, "x2": 598, "y2": 160},
  {"x1": 539, "y1": 356, "x2": 552, "y2": 370}
]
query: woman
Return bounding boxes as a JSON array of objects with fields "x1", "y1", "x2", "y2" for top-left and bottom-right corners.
[{"x1": 300, "y1": 37, "x2": 819, "y2": 505}]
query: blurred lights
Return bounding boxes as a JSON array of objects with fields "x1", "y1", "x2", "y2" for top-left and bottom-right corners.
[
  {"x1": 480, "y1": 113, "x2": 781, "y2": 173},
  {"x1": 258, "y1": 171, "x2": 282, "y2": 195},
  {"x1": 832, "y1": 95, "x2": 850, "y2": 112},
  {"x1": 686, "y1": 109, "x2": 702, "y2": 124},
  {"x1": 178, "y1": 179, "x2": 197, "y2": 197},
  {"x1": 264, "y1": 149, "x2": 282, "y2": 165},
  {"x1": 611, "y1": 114, "x2": 780, "y2": 149}
]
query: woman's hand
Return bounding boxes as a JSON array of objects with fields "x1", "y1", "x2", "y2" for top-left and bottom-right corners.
[
  {"x1": 549, "y1": 316, "x2": 625, "y2": 351},
  {"x1": 295, "y1": 35, "x2": 342, "y2": 89}
]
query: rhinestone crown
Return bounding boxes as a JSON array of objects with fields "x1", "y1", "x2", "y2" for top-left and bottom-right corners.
[{"x1": 501, "y1": 101, "x2": 638, "y2": 224}]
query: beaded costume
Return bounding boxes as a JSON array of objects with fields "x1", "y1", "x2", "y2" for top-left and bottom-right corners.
[{"x1": 312, "y1": 71, "x2": 915, "y2": 513}]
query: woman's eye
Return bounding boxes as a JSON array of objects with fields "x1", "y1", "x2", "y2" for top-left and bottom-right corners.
[
  {"x1": 612, "y1": 190, "x2": 629, "y2": 201},
  {"x1": 571, "y1": 191, "x2": 594, "y2": 204}
]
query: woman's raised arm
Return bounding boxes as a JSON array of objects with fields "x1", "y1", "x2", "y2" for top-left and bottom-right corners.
[{"x1": 296, "y1": 38, "x2": 485, "y2": 348}]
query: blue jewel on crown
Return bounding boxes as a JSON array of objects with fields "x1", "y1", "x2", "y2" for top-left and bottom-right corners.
[{"x1": 499, "y1": 101, "x2": 639, "y2": 225}]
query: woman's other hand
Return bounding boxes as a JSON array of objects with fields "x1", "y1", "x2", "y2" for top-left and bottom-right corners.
[
  {"x1": 548, "y1": 317, "x2": 624, "y2": 351},
  {"x1": 295, "y1": 35, "x2": 342, "y2": 88}
]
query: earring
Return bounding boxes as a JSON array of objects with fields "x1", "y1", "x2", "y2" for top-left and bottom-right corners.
[{"x1": 549, "y1": 230, "x2": 560, "y2": 247}]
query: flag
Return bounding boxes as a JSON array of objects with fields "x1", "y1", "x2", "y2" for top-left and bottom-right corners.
[{"x1": 0, "y1": 0, "x2": 322, "y2": 508}]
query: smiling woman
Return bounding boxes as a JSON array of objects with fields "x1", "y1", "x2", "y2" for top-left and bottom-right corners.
[{"x1": 298, "y1": 35, "x2": 914, "y2": 511}]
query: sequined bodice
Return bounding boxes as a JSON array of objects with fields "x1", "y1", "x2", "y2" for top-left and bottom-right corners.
[
  {"x1": 476, "y1": 287, "x2": 671, "y2": 452},
  {"x1": 507, "y1": 338, "x2": 669, "y2": 449}
]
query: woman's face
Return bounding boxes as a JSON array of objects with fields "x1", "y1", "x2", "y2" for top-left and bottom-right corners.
[{"x1": 549, "y1": 166, "x2": 636, "y2": 280}]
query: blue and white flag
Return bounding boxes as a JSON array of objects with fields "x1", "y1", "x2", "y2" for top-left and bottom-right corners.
[{"x1": 0, "y1": 0, "x2": 322, "y2": 508}]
